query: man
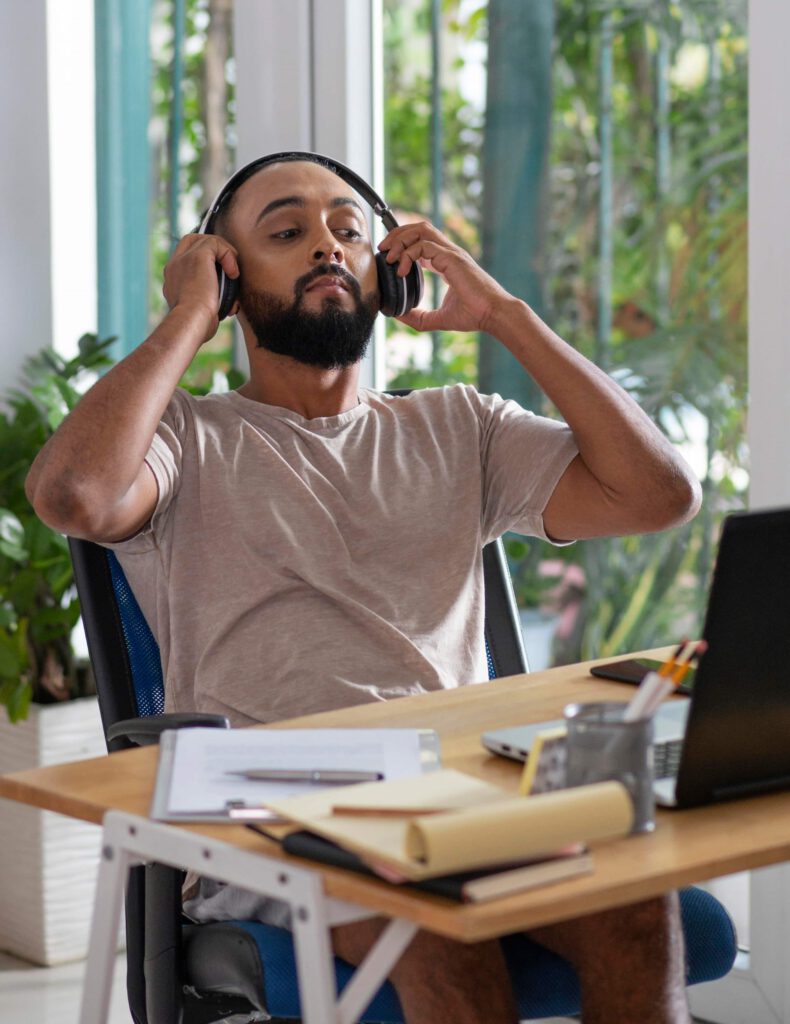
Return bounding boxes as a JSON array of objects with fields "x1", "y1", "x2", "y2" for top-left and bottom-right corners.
[{"x1": 27, "y1": 154, "x2": 700, "y2": 1023}]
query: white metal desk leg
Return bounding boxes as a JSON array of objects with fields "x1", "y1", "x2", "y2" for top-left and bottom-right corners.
[
  {"x1": 291, "y1": 874, "x2": 418, "y2": 1024},
  {"x1": 290, "y1": 874, "x2": 339, "y2": 1024},
  {"x1": 79, "y1": 820, "x2": 137, "y2": 1024},
  {"x1": 337, "y1": 919, "x2": 418, "y2": 1024}
]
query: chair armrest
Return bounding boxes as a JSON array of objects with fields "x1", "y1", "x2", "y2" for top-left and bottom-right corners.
[{"x1": 107, "y1": 713, "x2": 230, "y2": 747}]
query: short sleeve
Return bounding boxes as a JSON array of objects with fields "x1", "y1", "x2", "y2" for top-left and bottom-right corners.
[
  {"x1": 101, "y1": 389, "x2": 188, "y2": 552},
  {"x1": 474, "y1": 390, "x2": 579, "y2": 545}
]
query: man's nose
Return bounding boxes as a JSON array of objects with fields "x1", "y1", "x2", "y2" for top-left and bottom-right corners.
[{"x1": 311, "y1": 226, "x2": 343, "y2": 263}]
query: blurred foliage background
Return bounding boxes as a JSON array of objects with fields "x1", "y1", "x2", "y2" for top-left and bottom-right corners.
[{"x1": 382, "y1": 0, "x2": 747, "y2": 664}]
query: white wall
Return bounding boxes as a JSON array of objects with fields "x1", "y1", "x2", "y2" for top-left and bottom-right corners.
[
  {"x1": 46, "y1": 0, "x2": 96, "y2": 361},
  {"x1": 0, "y1": 1, "x2": 53, "y2": 389},
  {"x1": 0, "y1": 0, "x2": 95, "y2": 392},
  {"x1": 748, "y1": 2, "x2": 790, "y2": 508}
]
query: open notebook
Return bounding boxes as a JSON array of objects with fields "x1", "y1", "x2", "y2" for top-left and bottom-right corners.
[{"x1": 265, "y1": 769, "x2": 633, "y2": 880}]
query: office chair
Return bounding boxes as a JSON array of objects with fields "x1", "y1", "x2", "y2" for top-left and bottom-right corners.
[{"x1": 68, "y1": 531, "x2": 737, "y2": 1024}]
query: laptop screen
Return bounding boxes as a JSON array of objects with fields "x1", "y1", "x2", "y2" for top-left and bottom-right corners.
[{"x1": 674, "y1": 506, "x2": 790, "y2": 807}]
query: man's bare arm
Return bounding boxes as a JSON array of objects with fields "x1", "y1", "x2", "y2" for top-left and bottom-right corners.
[
  {"x1": 482, "y1": 296, "x2": 700, "y2": 541},
  {"x1": 26, "y1": 235, "x2": 239, "y2": 542},
  {"x1": 379, "y1": 221, "x2": 701, "y2": 542}
]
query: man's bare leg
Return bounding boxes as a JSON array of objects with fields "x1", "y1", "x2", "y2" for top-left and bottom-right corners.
[
  {"x1": 332, "y1": 918, "x2": 519, "y2": 1024},
  {"x1": 529, "y1": 893, "x2": 691, "y2": 1024},
  {"x1": 333, "y1": 894, "x2": 689, "y2": 1024}
]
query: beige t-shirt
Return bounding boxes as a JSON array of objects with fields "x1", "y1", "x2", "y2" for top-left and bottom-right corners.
[{"x1": 108, "y1": 385, "x2": 577, "y2": 726}]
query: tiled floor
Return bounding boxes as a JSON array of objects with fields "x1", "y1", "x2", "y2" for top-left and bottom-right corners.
[
  {"x1": 0, "y1": 951, "x2": 133, "y2": 1023},
  {"x1": 0, "y1": 950, "x2": 582, "y2": 1023},
  {"x1": 0, "y1": 951, "x2": 721, "y2": 1023}
]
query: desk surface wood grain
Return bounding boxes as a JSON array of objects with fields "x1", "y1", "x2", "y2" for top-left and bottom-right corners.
[{"x1": 2, "y1": 650, "x2": 788, "y2": 941}]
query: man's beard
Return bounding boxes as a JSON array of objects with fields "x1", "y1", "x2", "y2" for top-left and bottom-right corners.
[{"x1": 241, "y1": 264, "x2": 379, "y2": 369}]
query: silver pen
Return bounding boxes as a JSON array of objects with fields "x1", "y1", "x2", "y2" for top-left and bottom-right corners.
[{"x1": 225, "y1": 768, "x2": 384, "y2": 784}]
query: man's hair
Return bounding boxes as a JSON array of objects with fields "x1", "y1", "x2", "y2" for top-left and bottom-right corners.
[{"x1": 197, "y1": 152, "x2": 338, "y2": 238}]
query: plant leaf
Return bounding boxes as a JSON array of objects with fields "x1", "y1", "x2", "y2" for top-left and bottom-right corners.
[
  {"x1": 0, "y1": 509, "x2": 27, "y2": 562},
  {"x1": 0, "y1": 633, "x2": 23, "y2": 678},
  {"x1": 0, "y1": 679, "x2": 32, "y2": 723}
]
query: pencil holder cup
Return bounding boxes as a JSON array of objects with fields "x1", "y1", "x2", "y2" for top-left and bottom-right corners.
[{"x1": 564, "y1": 701, "x2": 655, "y2": 834}]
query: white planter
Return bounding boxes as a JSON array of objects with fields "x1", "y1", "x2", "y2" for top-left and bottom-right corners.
[{"x1": 0, "y1": 696, "x2": 110, "y2": 965}]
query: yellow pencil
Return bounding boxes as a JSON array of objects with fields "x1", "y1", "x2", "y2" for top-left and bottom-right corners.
[{"x1": 658, "y1": 640, "x2": 689, "y2": 678}]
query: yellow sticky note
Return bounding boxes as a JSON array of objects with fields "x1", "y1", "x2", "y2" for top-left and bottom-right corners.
[{"x1": 519, "y1": 727, "x2": 568, "y2": 795}]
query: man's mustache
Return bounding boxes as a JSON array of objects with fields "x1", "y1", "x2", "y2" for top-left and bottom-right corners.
[{"x1": 294, "y1": 264, "x2": 362, "y2": 303}]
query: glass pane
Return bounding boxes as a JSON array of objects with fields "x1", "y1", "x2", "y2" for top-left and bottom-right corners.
[
  {"x1": 149, "y1": 0, "x2": 237, "y2": 391},
  {"x1": 383, "y1": 0, "x2": 748, "y2": 670}
]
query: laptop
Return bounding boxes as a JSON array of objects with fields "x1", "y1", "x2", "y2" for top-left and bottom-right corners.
[{"x1": 482, "y1": 507, "x2": 790, "y2": 809}]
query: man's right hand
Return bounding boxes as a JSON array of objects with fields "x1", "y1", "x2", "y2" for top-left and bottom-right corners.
[{"x1": 163, "y1": 234, "x2": 240, "y2": 341}]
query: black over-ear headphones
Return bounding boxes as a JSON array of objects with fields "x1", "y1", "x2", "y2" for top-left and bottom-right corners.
[{"x1": 198, "y1": 151, "x2": 424, "y2": 321}]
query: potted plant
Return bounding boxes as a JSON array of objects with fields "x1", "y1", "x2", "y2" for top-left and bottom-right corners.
[{"x1": 0, "y1": 334, "x2": 118, "y2": 965}]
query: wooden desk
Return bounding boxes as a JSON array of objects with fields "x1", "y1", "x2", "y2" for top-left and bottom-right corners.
[{"x1": 2, "y1": 656, "x2": 789, "y2": 1022}]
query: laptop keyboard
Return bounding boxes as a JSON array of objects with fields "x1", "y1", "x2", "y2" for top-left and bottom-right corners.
[{"x1": 654, "y1": 738, "x2": 683, "y2": 780}]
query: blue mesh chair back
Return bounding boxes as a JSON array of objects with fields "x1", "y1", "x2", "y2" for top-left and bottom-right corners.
[{"x1": 105, "y1": 551, "x2": 165, "y2": 717}]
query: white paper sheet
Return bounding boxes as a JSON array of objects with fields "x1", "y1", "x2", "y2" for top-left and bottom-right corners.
[{"x1": 157, "y1": 727, "x2": 439, "y2": 817}]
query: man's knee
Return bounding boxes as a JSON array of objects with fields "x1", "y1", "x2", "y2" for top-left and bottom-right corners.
[
  {"x1": 332, "y1": 919, "x2": 510, "y2": 992},
  {"x1": 529, "y1": 892, "x2": 684, "y2": 967},
  {"x1": 333, "y1": 916, "x2": 497, "y2": 978}
]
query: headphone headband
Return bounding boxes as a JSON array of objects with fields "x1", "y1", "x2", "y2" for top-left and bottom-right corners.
[{"x1": 199, "y1": 151, "x2": 398, "y2": 234}]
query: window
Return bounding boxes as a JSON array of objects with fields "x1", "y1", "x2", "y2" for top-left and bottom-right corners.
[
  {"x1": 96, "y1": 0, "x2": 238, "y2": 390},
  {"x1": 382, "y1": 0, "x2": 748, "y2": 670}
]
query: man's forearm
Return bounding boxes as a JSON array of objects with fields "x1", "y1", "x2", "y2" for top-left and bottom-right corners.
[{"x1": 26, "y1": 305, "x2": 210, "y2": 531}]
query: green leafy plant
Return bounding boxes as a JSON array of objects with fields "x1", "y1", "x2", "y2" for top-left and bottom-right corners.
[{"x1": 0, "y1": 335, "x2": 115, "y2": 722}]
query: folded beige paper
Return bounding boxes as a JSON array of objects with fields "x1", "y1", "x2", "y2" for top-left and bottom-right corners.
[{"x1": 267, "y1": 769, "x2": 634, "y2": 880}]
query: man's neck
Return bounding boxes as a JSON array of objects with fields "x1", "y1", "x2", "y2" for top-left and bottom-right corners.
[{"x1": 238, "y1": 351, "x2": 362, "y2": 419}]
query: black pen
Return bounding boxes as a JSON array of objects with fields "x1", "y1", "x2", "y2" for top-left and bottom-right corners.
[{"x1": 225, "y1": 768, "x2": 384, "y2": 784}]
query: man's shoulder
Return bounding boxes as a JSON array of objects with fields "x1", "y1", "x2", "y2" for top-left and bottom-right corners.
[
  {"x1": 164, "y1": 386, "x2": 240, "y2": 423},
  {"x1": 365, "y1": 383, "x2": 486, "y2": 412},
  {"x1": 364, "y1": 385, "x2": 520, "y2": 433},
  {"x1": 169, "y1": 387, "x2": 237, "y2": 410}
]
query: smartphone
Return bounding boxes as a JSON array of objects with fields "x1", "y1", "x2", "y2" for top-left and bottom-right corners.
[{"x1": 589, "y1": 657, "x2": 695, "y2": 695}]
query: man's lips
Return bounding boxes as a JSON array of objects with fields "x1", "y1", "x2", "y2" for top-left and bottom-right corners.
[{"x1": 305, "y1": 275, "x2": 350, "y2": 294}]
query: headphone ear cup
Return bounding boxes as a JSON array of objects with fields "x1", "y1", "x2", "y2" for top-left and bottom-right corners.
[
  {"x1": 216, "y1": 266, "x2": 239, "y2": 320},
  {"x1": 404, "y1": 263, "x2": 424, "y2": 315},
  {"x1": 376, "y1": 253, "x2": 424, "y2": 317},
  {"x1": 376, "y1": 252, "x2": 403, "y2": 318}
]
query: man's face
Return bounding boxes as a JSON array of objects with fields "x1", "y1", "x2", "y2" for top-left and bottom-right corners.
[{"x1": 223, "y1": 160, "x2": 380, "y2": 368}]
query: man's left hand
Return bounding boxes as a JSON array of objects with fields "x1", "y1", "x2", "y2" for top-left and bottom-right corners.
[{"x1": 378, "y1": 221, "x2": 514, "y2": 334}]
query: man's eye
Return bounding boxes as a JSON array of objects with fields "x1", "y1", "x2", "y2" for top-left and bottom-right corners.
[
  {"x1": 272, "y1": 228, "x2": 299, "y2": 240},
  {"x1": 337, "y1": 228, "x2": 362, "y2": 240}
]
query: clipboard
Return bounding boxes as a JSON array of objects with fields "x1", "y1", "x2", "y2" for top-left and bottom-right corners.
[{"x1": 150, "y1": 727, "x2": 442, "y2": 823}]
